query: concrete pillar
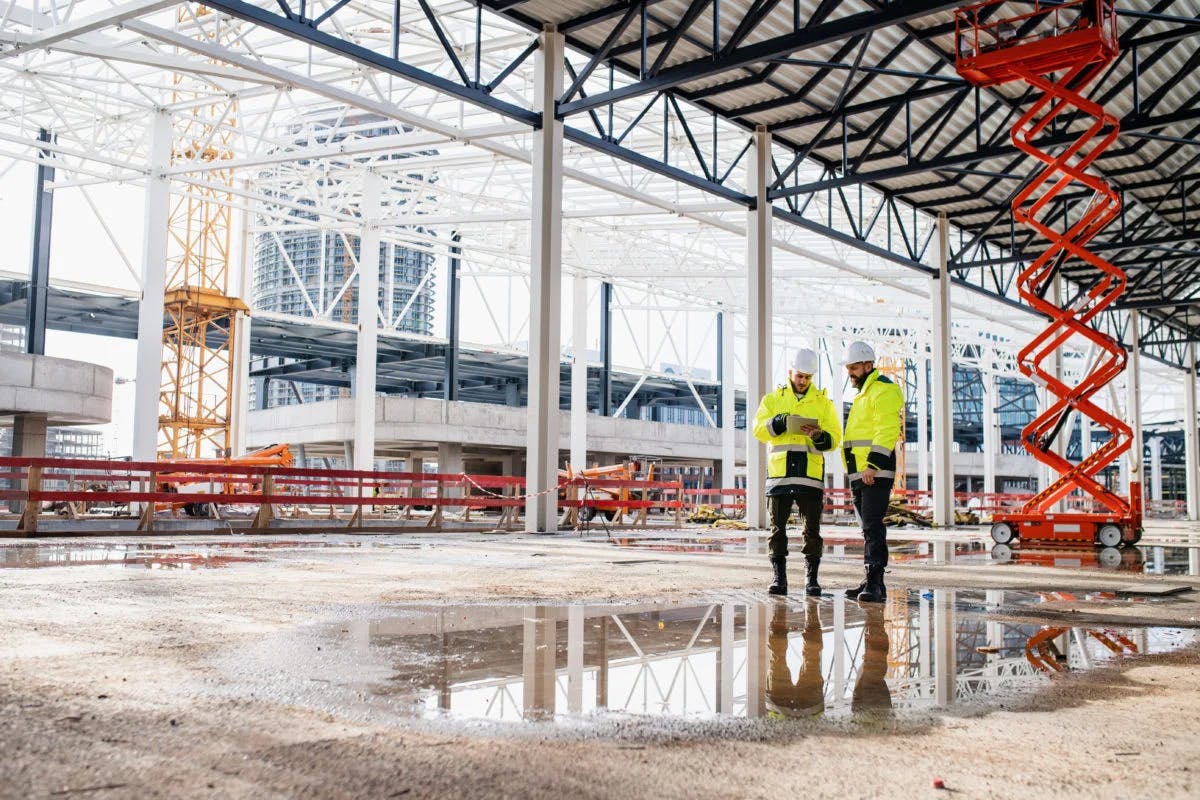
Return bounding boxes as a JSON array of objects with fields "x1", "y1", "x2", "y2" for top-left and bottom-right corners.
[
  {"x1": 1185, "y1": 343, "x2": 1199, "y2": 521},
  {"x1": 353, "y1": 171, "x2": 381, "y2": 473},
  {"x1": 132, "y1": 109, "x2": 173, "y2": 463},
  {"x1": 1148, "y1": 436, "x2": 1163, "y2": 504},
  {"x1": 438, "y1": 441, "x2": 463, "y2": 499},
  {"x1": 525, "y1": 28, "x2": 565, "y2": 533},
  {"x1": 983, "y1": 369, "x2": 998, "y2": 495},
  {"x1": 745, "y1": 125, "x2": 772, "y2": 531},
  {"x1": 931, "y1": 213, "x2": 954, "y2": 525},
  {"x1": 1127, "y1": 311, "x2": 1143, "y2": 497},
  {"x1": 720, "y1": 310, "x2": 737, "y2": 491},
  {"x1": 917, "y1": 352, "x2": 929, "y2": 493},
  {"x1": 11, "y1": 412, "x2": 48, "y2": 513},
  {"x1": 570, "y1": 272, "x2": 588, "y2": 473},
  {"x1": 1081, "y1": 414, "x2": 1092, "y2": 460}
]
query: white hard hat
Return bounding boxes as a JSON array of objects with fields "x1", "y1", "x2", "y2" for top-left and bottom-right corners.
[
  {"x1": 791, "y1": 348, "x2": 818, "y2": 375},
  {"x1": 841, "y1": 340, "x2": 876, "y2": 365}
]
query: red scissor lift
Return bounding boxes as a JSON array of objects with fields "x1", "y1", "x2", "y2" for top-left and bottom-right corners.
[{"x1": 955, "y1": 0, "x2": 1142, "y2": 548}]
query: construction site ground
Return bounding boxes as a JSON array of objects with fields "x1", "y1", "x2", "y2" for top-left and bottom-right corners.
[{"x1": 2, "y1": 520, "x2": 1199, "y2": 799}]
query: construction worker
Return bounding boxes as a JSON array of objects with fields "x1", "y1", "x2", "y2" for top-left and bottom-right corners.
[
  {"x1": 752, "y1": 348, "x2": 842, "y2": 596},
  {"x1": 841, "y1": 341, "x2": 904, "y2": 603}
]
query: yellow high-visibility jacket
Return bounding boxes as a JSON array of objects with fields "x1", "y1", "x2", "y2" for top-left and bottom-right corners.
[
  {"x1": 752, "y1": 384, "x2": 842, "y2": 493},
  {"x1": 842, "y1": 369, "x2": 904, "y2": 486}
]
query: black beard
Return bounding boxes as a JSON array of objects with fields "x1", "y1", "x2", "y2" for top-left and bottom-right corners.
[{"x1": 850, "y1": 373, "x2": 864, "y2": 389}]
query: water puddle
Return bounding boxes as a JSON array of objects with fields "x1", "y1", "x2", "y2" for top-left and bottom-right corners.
[
  {"x1": 600, "y1": 534, "x2": 1200, "y2": 575},
  {"x1": 208, "y1": 590, "x2": 1197, "y2": 730}
]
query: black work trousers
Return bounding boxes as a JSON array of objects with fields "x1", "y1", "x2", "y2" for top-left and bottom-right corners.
[
  {"x1": 766, "y1": 488, "x2": 823, "y2": 562},
  {"x1": 852, "y1": 478, "x2": 893, "y2": 568}
]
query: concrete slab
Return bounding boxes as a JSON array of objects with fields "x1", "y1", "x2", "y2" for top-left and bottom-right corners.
[{"x1": 0, "y1": 351, "x2": 112, "y2": 425}]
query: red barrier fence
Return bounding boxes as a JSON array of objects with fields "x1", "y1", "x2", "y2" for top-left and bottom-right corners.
[{"x1": 0, "y1": 457, "x2": 687, "y2": 535}]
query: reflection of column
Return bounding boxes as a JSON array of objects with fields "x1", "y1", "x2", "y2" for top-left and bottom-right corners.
[
  {"x1": 744, "y1": 601, "x2": 768, "y2": 717},
  {"x1": 919, "y1": 591, "x2": 931, "y2": 696},
  {"x1": 1188, "y1": 548, "x2": 1199, "y2": 576},
  {"x1": 934, "y1": 589, "x2": 956, "y2": 706},
  {"x1": 522, "y1": 605, "x2": 556, "y2": 720},
  {"x1": 596, "y1": 615, "x2": 609, "y2": 708},
  {"x1": 985, "y1": 589, "x2": 1004, "y2": 677},
  {"x1": 932, "y1": 540, "x2": 952, "y2": 564},
  {"x1": 717, "y1": 603, "x2": 735, "y2": 713},
  {"x1": 832, "y1": 595, "x2": 847, "y2": 702},
  {"x1": 567, "y1": 604, "x2": 584, "y2": 713},
  {"x1": 439, "y1": 632, "x2": 451, "y2": 710}
]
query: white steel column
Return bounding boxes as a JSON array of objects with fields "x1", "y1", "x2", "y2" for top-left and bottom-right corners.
[
  {"x1": 721, "y1": 310, "x2": 737, "y2": 490},
  {"x1": 983, "y1": 369, "x2": 998, "y2": 495},
  {"x1": 1186, "y1": 343, "x2": 1199, "y2": 521},
  {"x1": 931, "y1": 214, "x2": 954, "y2": 526},
  {"x1": 746, "y1": 125, "x2": 772, "y2": 531},
  {"x1": 823, "y1": 340, "x2": 845, "y2": 488},
  {"x1": 1148, "y1": 437, "x2": 1163, "y2": 503},
  {"x1": 132, "y1": 109, "x2": 173, "y2": 463},
  {"x1": 230, "y1": 179, "x2": 253, "y2": 457},
  {"x1": 526, "y1": 29, "x2": 565, "y2": 533},
  {"x1": 353, "y1": 171, "x2": 381, "y2": 472},
  {"x1": 570, "y1": 272, "x2": 588, "y2": 473},
  {"x1": 1127, "y1": 311, "x2": 1144, "y2": 496},
  {"x1": 917, "y1": 351, "x2": 929, "y2": 493}
]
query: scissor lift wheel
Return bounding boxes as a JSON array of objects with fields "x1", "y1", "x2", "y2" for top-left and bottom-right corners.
[
  {"x1": 1096, "y1": 524, "x2": 1123, "y2": 548},
  {"x1": 991, "y1": 521, "x2": 1016, "y2": 544}
]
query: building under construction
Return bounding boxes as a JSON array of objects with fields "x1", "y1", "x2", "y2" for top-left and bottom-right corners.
[{"x1": 0, "y1": 1, "x2": 1198, "y2": 797}]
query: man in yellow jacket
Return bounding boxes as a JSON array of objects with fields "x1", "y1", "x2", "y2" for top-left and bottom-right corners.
[
  {"x1": 752, "y1": 348, "x2": 842, "y2": 596},
  {"x1": 840, "y1": 341, "x2": 904, "y2": 603}
]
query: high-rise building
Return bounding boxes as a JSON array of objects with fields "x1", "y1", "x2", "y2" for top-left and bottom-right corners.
[{"x1": 252, "y1": 114, "x2": 436, "y2": 407}]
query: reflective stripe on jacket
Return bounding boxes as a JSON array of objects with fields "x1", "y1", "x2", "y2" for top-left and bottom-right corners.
[
  {"x1": 842, "y1": 369, "x2": 904, "y2": 485},
  {"x1": 752, "y1": 384, "x2": 842, "y2": 493}
]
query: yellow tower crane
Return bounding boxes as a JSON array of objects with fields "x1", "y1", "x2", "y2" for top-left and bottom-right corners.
[{"x1": 160, "y1": 5, "x2": 249, "y2": 460}]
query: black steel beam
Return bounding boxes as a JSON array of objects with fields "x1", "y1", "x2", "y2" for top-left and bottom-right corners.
[{"x1": 557, "y1": 1, "x2": 962, "y2": 118}]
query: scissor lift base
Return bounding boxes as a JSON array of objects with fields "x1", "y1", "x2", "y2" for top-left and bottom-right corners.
[{"x1": 991, "y1": 512, "x2": 1142, "y2": 548}]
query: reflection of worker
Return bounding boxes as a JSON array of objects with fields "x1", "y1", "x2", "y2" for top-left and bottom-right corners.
[
  {"x1": 752, "y1": 348, "x2": 842, "y2": 596},
  {"x1": 766, "y1": 600, "x2": 825, "y2": 718},
  {"x1": 851, "y1": 604, "x2": 893, "y2": 714},
  {"x1": 841, "y1": 341, "x2": 904, "y2": 603}
]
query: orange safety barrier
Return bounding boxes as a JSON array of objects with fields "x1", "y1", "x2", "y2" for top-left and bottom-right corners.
[{"x1": 0, "y1": 457, "x2": 684, "y2": 536}]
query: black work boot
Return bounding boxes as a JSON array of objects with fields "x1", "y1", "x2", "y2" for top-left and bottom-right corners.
[
  {"x1": 804, "y1": 558, "x2": 822, "y2": 597},
  {"x1": 768, "y1": 558, "x2": 788, "y2": 596},
  {"x1": 856, "y1": 564, "x2": 887, "y2": 603},
  {"x1": 844, "y1": 570, "x2": 869, "y2": 600}
]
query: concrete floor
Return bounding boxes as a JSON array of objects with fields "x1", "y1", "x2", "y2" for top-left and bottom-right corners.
[{"x1": 2, "y1": 521, "x2": 1198, "y2": 798}]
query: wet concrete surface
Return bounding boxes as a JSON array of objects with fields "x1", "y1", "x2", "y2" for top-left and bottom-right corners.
[
  {"x1": 200, "y1": 589, "x2": 1196, "y2": 731},
  {"x1": 2, "y1": 528, "x2": 1199, "y2": 799}
]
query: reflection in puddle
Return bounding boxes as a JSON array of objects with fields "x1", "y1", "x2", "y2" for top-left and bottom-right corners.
[
  {"x1": 0, "y1": 543, "x2": 264, "y2": 570},
  {"x1": 602, "y1": 534, "x2": 1200, "y2": 575},
  {"x1": 240, "y1": 591, "x2": 1194, "y2": 728}
]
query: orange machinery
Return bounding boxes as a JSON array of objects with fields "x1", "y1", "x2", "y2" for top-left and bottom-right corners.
[
  {"x1": 560, "y1": 460, "x2": 657, "y2": 522},
  {"x1": 955, "y1": 0, "x2": 1141, "y2": 548},
  {"x1": 158, "y1": 443, "x2": 293, "y2": 516}
]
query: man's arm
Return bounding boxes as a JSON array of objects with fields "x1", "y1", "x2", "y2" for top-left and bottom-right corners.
[
  {"x1": 867, "y1": 383, "x2": 905, "y2": 470},
  {"x1": 751, "y1": 396, "x2": 787, "y2": 443}
]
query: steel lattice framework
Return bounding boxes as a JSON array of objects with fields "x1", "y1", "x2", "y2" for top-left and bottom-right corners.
[{"x1": 0, "y1": 0, "x2": 1195, "y2": 435}]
